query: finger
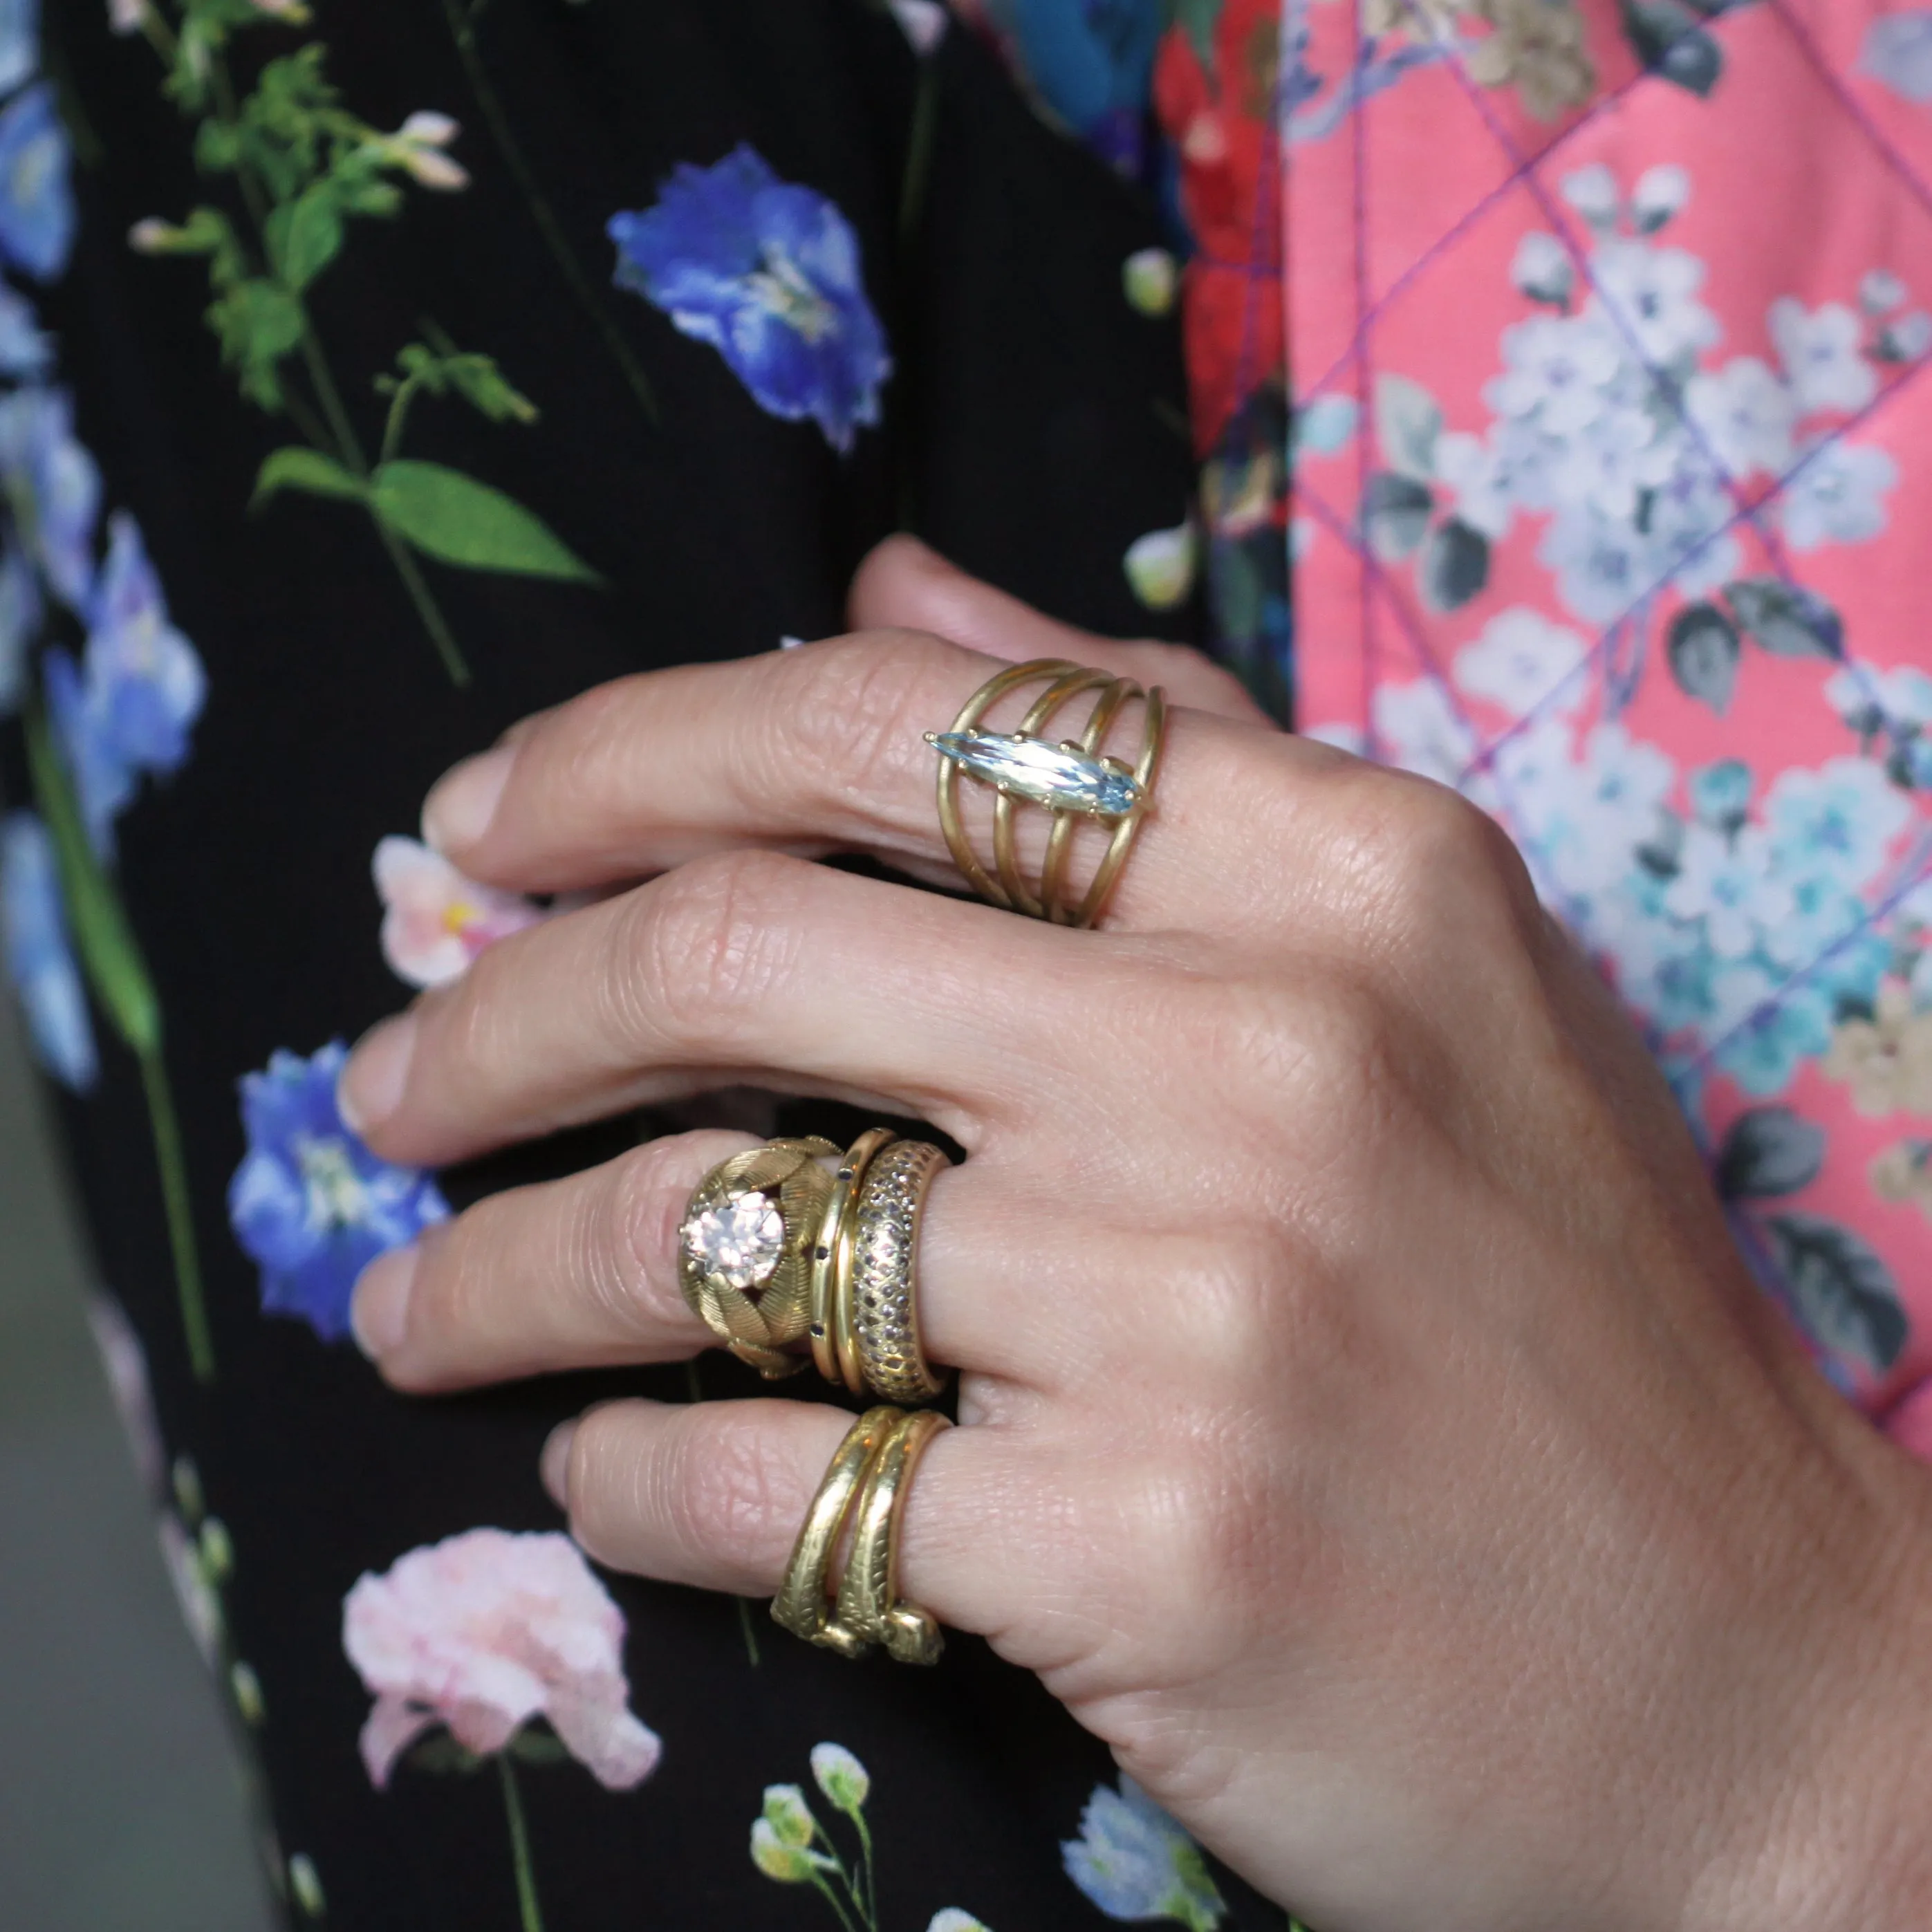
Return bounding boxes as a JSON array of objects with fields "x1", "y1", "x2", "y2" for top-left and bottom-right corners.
[
  {"x1": 349, "y1": 1128, "x2": 749, "y2": 1383},
  {"x1": 549, "y1": 1395, "x2": 1036, "y2": 1640},
  {"x1": 420, "y1": 626, "x2": 1332, "y2": 940},
  {"x1": 848, "y1": 534, "x2": 1272, "y2": 726},
  {"x1": 340, "y1": 848, "x2": 1101, "y2": 1168},
  {"x1": 351, "y1": 1128, "x2": 1039, "y2": 1392}
]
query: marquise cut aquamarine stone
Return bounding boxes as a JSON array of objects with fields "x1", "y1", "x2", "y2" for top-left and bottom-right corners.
[
  {"x1": 928, "y1": 730, "x2": 1141, "y2": 817},
  {"x1": 684, "y1": 1193, "x2": 784, "y2": 1290}
]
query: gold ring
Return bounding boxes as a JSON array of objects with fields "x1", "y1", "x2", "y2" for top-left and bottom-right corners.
[
  {"x1": 808, "y1": 1128, "x2": 897, "y2": 1391},
  {"x1": 677, "y1": 1138, "x2": 838, "y2": 1377},
  {"x1": 926, "y1": 657, "x2": 1167, "y2": 929},
  {"x1": 771, "y1": 1404, "x2": 949, "y2": 1663},
  {"x1": 770, "y1": 1405, "x2": 899, "y2": 1656},
  {"x1": 850, "y1": 1140, "x2": 949, "y2": 1404},
  {"x1": 833, "y1": 1407, "x2": 949, "y2": 1664}
]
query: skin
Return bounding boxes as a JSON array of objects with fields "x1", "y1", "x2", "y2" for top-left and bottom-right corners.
[{"x1": 341, "y1": 535, "x2": 1932, "y2": 1932}]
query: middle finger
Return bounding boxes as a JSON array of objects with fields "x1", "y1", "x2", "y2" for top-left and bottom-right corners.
[
  {"x1": 342, "y1": 848, "x2": 1128, "y2": 1171},
  {"x1": 351, "y1": 1126, "x2": 1052, "y2": 1391}
]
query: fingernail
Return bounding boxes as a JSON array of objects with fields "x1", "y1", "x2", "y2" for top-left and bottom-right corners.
[
  {"x1": 350, "y1": 1243, "x2": 418, "y2": 1359},
  {"x1": 541, "y1": 1420, "x2": 577, "y2": 1510},
  {"x1": 422, "y1": 745, "x2": 514, "y2": 855},
  {"x1": 337, "y1": 1014, "x2": 417, "y2": 1137}
]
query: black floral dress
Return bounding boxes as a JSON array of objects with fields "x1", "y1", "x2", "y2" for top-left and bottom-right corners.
[{"x1": 2, "y1": 0, "x2": 1291, "y2": 1926}]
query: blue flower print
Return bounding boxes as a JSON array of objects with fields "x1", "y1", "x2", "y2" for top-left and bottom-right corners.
[
  {"x1": 84, "y1": 510, "x2": 206, "y2": 776},
  {"x1": 1062, "y1": 1778, "x2": 1225, "y2": 1930},
  {"x1": 0, "y1": 82, "x2": 73, "y2": 282},
  {"x1": 1, "y1": 811, "x2": 97, "y2": 1091},
  {"x1": 46, "y1": 646, "x2": 136, "y2": 853},
  {"x1": 45, "y1": 512, "x2": 205, "y2": 853},
  {"x1": 227, "y1": 1041, "x2": 449, "y2": 1341},
  {"x1": 0, "y1": 282, "x2": 52, "y2": 380},
  {"x1": 608, "y1": 146, "x2": 890, "y2": 454},
  {"x1": 0, "y1": 0, "x2": 36, "y2": 107},
  {"x1": 0, "y1": 384, "x2": 99, "y2": 609}
]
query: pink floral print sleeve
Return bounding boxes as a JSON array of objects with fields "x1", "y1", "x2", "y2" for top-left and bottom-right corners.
[{"x1": 1263, "y1": 0, "x2": 1932, "y2": 1454}]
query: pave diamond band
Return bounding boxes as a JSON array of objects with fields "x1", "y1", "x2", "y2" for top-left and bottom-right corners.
[
  {"x1": 849, "y1": 1139, "x2": 949, "y2": 1404},
  {"x1": 928, "y1": 657, "x2": 1167, "y2": 929}
]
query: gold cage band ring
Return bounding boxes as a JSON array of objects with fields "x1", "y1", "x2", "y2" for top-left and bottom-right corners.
[
  {"x1": 676, "y1": 1137, "x2": 838, "y2": 1377},
  {"x1": 848, "y1": 1139, "x2": 950, "y2": 1404},
  {"x1": 926, "y1": 657, "x2": 1167, "y2": 929},
  {"x1": 771, "y1": 1404, "x2": 950, "y2": 1663}
]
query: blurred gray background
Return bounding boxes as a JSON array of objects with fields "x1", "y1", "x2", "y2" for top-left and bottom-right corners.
[{"x1": 0, "y1": 1008, "x2": 273, "y2": 1931}]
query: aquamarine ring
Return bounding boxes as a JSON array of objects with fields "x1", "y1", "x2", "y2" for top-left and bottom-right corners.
[{"x1": 925, "y1": 658, "x2": 1166, "y2": 928}]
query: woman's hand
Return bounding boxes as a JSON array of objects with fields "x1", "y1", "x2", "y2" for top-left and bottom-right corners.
[{"x1": 340, "y1": 536, "x2": 1932, "y2": 1932}]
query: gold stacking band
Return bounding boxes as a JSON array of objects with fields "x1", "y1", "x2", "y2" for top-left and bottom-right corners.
[
  {"x1": 927, "y1": 657, "x2": 1167, "y2": 929},
  {"x1": 772, "y1": 1404, "x2": 949, "y2": 1663},
  {"x1": 680, "y1": 1131, "x2": 951, "y2": 1402}
]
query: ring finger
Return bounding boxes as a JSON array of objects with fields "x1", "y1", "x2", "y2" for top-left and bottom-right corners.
[{"x1": 349, "y1": 1127, "x2": 1055, "y2": 1392}]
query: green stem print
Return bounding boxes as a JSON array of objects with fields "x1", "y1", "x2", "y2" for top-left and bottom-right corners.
[
  {"x1": 26, "y1": 707, "x2": 212, "y2": 1381},
  {"x1": 127, "y1": 0, "x2": 598, "y2": 687},
  {"x1": 752, "y1": 1745, "x2": 992, "y2": 1932},
  {"x1": 498, "y1": 1754, "x2": 547, "y2": 1932},
  {"x1": 438, "y1": 0, "x2": 659, "y2": 425}
]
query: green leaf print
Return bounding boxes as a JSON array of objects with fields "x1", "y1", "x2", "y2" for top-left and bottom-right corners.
[
  {"x1": 252, "y1": 445, "x2": 364, "y2": 505},
  {"x1": 371, "y1": 461, "x2": 600, "y2": 583}
]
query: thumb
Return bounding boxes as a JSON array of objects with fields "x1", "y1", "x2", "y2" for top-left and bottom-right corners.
[{"x1": 846, "y1": 535, "x2": 1272, "y2": 725}]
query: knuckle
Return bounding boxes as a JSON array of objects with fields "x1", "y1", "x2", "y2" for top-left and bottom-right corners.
[
  {"x1": 753, "y1": 630, "x2": 939, "y2": 821},
  {"x1": 669, "y1": 1410, "x2": 795, "y2": 1560},
  {"x1": 546, "y1": 676, "x2": 656, "y2": 815},
  {"x1": 619, "y1": 850, "x2": 806, "y2": 1044},
  {"x1": 1331, "y1": 771, "x2": 1532, "y2": 939},
  {"x1": 420, "y1": 960, "x2": 514, "y2": 1090}
]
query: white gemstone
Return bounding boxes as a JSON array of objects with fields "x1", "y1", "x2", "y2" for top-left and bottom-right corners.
[
  {"x1": 929, "y1": 731, "x2": 1142, "y2": 817},
  {"x1": 684, "y1": 1194, "x2": 784, "y2": 1290}
]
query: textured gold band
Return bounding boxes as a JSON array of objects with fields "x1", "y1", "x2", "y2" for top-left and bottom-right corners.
[
  {"x1": 676, "y1": 1137, "x2": 837, "y2": 1377},
  {"x1": 833, "y1": 1407, "x2": 949, "y2": 1664},
  {"x1": 771, "y1": 1404, "x2": 949, "y2": 1663},
  {"x1": 928, "y1": 656, "x2": 1167, "y2": 929},
  {"x1": 851, "y1": 1140, "x2": 949, "y2": 1404},
  {"x1": 769, "y1": 1405, "x2": 898, "y2": 1657}
]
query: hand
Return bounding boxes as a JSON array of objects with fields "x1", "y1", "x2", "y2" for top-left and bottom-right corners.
[{"x1": 340, "y1": 536, "x2": 1932, "y2": 1932}]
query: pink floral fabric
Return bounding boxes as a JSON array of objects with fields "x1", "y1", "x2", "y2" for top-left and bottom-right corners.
[
  {"x1": 342, "y1": 1527, "x2": 662, "y2": 1790},
  {"x1": 1282, "y1": 0, "x2": 1932, "y2": 1450}
]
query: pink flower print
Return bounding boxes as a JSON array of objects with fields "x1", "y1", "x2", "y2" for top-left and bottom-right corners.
[
  {"x1": 373, "y1": 835, "x2": 542, "y2": 989},
  {"x1": 342, "y1": 1527, "x2": 662, "y2": 1791}
]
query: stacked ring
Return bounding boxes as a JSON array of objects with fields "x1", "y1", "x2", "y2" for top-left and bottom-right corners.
[
  {"x1": 926, "y1": 657, "x2": 1167, "y2": 929},
  {"x1": 850, "y1": 1140, "x2": 949, "y2": 1404},
  {"x1": 772, "y1": 1404, "x2": 950, "y2": 1663},
  {"x1": 676, "y1": 1137, "x2": 838, "y2": 1377},
  {"x1": 808, "y1": 1127, "x2": 895, "y2": 1391},
  {"x1": 681, "y1": 1132, "x2": 953, "y2": 1400}
]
